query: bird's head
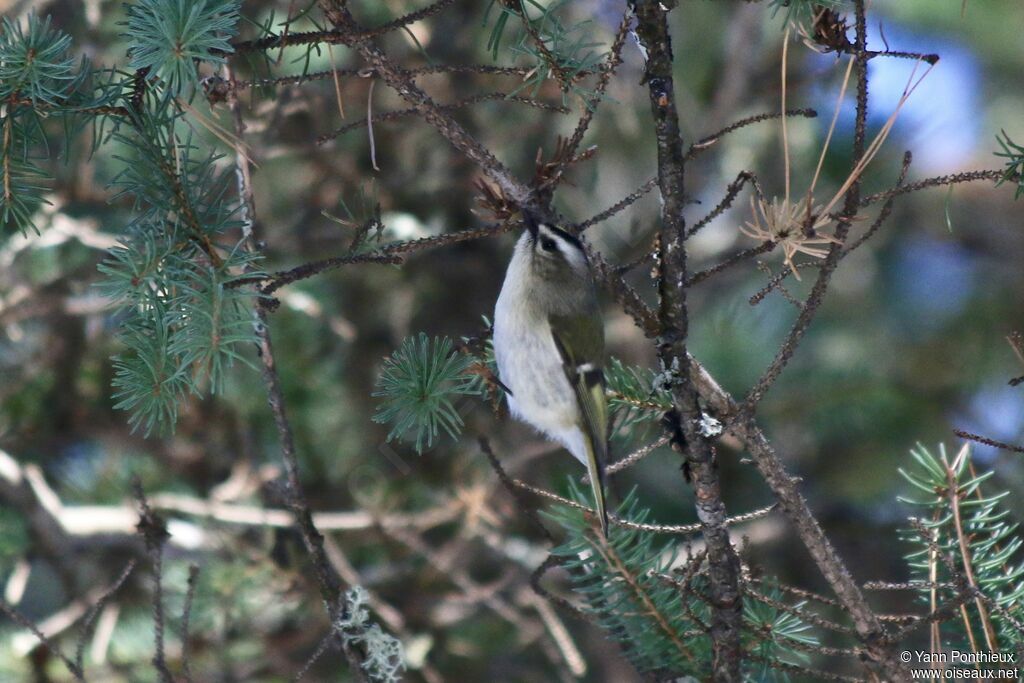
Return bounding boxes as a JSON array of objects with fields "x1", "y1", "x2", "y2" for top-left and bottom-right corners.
[{"x1": 522, "y1": 211, "x2": 590, "y2": 279}]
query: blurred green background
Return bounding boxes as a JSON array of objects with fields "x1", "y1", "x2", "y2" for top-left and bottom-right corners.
[{"x1": 1, "y1": 0, "x2": 1022, "y2": 680}]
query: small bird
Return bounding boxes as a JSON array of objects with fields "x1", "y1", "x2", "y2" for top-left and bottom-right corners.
[{"x1": 493, "y1": 212, "x2": 609, "y2": 535}]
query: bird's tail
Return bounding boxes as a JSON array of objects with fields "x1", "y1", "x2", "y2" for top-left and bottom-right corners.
[{"x1": 583, "y1": 436, "x2": 609, "y2": 536}]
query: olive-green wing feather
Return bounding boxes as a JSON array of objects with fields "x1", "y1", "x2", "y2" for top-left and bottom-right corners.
[{"x1": 549, "y1": 313, "x2": 609, "y2": 535}]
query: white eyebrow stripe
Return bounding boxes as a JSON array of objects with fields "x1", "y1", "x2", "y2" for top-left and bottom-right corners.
[{"x1": 538, "y1": 225, "x2": 582, "y2": 251}]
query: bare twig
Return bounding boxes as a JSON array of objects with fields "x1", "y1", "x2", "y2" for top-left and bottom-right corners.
[
  {"x1": 574, "y1": 176, "x2": 659, "y2": 232},
  {"x1": 953, "y1": 429, "x2": 1024, "y2": 454},
  {"x1": 685, "y1": 242, "x2": 776, "y2": 288},
  {"x1": 132, "y1": 479, "x2": 173, "y2": 683},
  {"x1": 229, "y1": 0, "x2": 458, "y2": 54},
  {"x1": 944, "y1": 446, "x2": 999, "y2": 651},
  {"x1": 684, "y1": 108, "x2": 818, "y2": 161},
  {"x1": 226, "y1": 62, "x2": 370, "y2": 681},
  {"x1": 74, "y1": 561, "x2": 137, "y2": 675},
  {"x1": 548, "y1": 9, "x2": 632, "y2": 197},
  {"x1": 859, "y1": 169, "x2": 1004, "y2": 206},
  {"x1": 319, "y1": 0, "x2": 536, "y2": 209},
  {"x1": 687, "y1": 170, "x2": 758, "y2": 237},
  {"x1": 317, "y1": 91, "x2": 568, "y2": 144},
  {"x1": 180, "y1": 564, "x2": 200, "y2": 683},
  {"x1": 605, "y1": 435, "x2": 670, "y2": 475},
  {"x1": 0, "y1": 598, "x2": 83, "y2": 679}
]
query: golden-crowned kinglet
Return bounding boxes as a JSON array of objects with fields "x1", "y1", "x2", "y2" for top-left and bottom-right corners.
[{"x1": 493, "y1": 213, "x2": 609, "y2": 535}]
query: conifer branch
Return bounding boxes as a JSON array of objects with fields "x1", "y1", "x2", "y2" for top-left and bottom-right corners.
[{"x1": 632, "y1": 3, "x2": 743, "y2": 677}]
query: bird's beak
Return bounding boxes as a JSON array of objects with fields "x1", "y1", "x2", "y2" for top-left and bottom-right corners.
[{"x1": 522, "y1": 210, "x2": 540, "y2": 239}]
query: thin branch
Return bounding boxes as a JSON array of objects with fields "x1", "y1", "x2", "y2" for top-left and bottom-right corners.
[
  {"x1": 229, "y1": 0, "x2": 458, "y2": 54},
  {"x1": 204, "y1": 64, "x2": 548, "y2": 102},
  {"x1": 317, "y1": 92, "x2": 569, "y2": 144},
  {"x1": 178, "y1": 564, "x2": 200, "y2": 683},
  {"x1": 0, "y1": 599, "x2": 83, "y2": 680},
  {"x1": 687, "y1": 170, "x2": 757, "y2": 237},
  {"x1": 74, "y1": 560, "x2": 137, "y2": 675},
  {"x1": 573, "y1": 176, "x2": 658, "y2": 232},
  {"x1": 589, "y1": 530, "x2": 698, "y2": 666},
  {"x1": 860, "y1": 168, "x2": 1005, "y2": 206},
  {"x1": 318, "y1": 0, "x2": 536, "y2": 209},
  {"x1": 548, "y1": 9, "x2": 632, "y2": 196},
  {"x1": 685, "y1": 242, "x2": 775, "y2": 288},
  {"x1": 132, "y1": 479, "x2": 173, "y2": 683},
  {"x1": 743, "y1": 585, "x2": 856, "y2": 636},
  {"x1": 511, "y1": 476, "x2": 774, "y2": 535},
  {"x1": 225, "y1": 62, "x2": 370, "y2": 681},
  {"x1": 605, "y1": 435, "x2": 670, "y2": 475},
  {"x1": 866, "y1": 49, "x2": 939, "y2": 64},
  {"x1": 479, "y1": 436, "x2": 555, "y2": 541},
  {"x1": 246, "y1": 221, "x2": 513, "y2": 294},
  {"x1": 843, "y1": 150, "x2": 913, "y2": 253},
  {"x1": 683, "y1": 109, "x2": 818, "y2": 161},
  {"x1": 954, "y1": 429, "x2": 1024, "y2": 454},
  {"x1": 588, "y1": 250, "x2": 660, "y2": 337},
  {"x1": 945, "y1": 448, "x2": 999, "y2": 650},
  {"x1": 258, "y1": 252, "x2": 403, "y2": 294}
]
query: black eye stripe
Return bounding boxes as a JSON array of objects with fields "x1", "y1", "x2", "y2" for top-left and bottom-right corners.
[{"x1": 545, "y1": 225, "x2": 583, "y2": 250}]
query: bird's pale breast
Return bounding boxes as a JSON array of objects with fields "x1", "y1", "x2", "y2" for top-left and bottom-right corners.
[{"x1": 494, "y1": 293, "x2": 582, "y2": 451}]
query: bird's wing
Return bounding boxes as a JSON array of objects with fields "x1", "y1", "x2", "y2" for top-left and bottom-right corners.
[{"x1": 549, "y1": 312, "x2": 609, "y2": 535}]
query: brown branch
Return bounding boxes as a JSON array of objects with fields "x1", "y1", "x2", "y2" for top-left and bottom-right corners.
[
  {"x1": 180, "y1": 564, "x2": 200, "y2": 683},
  {"x1": 546, "y1": 9, "x2": 632, "y2": 198},
  {"x1": 743, "y1": 584, "x2": 856, "y2": 636},
  {"x1": 688, "y1": 170, "x2": 758, "y2": 237},
  {"x1": 945, "y1": 450, "x2": 1000, "y2": 650},
  {"x1": 588, "y1": 250, "x2": 660, "y2": 337},
  {"x1": 317, "y1": 92, "x2": 569, "y2": 144},
  {"x1": 954, "y1": 429, "x2": 1024, "y2": 454},
  {"x1": 633, "y1": 3, "x2": 743, "y2": 679},
  {"x1": 588, "y1": 537, "x2": 698, "y2": 666},
  {"x1": 685, "y1": 242, "x2": 776, "y2": 288},
  {"x1": 510, "y1": 476, "x2": 774, "y2": 535},
  {"x1": 859, "y1": 168, "x2": 1004, "y2": 206},
  {"x1": 866, "y1": 49, "x2": 940, "y2": 64},
  {"x1": 479, "y1": 436, "x2": 555, "y2": 541},
  {"x1": 686, "y1": 353, "x2": 910, "y2": 679},
  {"x1": 2, "y1": 114, "x2": 12, "y2": 207},
  {"x1": 73, "y1": 560, "x2": 136, "y2": 676},
  {"x1": 204, "y1": 64, "x2": 549, "y2": 103},
  {"x1": 224, "y1": 64, "x2": 370, "y2": 681},
  {"x1": 131, "y1": 479, "x2": 173, "y2": 683},
  {"x1": 0, "y1": 599, "x2": 83, "y2": 680},
  {"x1": 844, "y1": 150, "x2": 913, "y2": 253},
  {"x1": 683, "y1": 108, "x2": 818, "y2": 161},
  {"x1": 258, "y1": 252, "x2": 403, "y2": 294},
  {"x1": 244, "y1": 221, "x2": 512, "y2": 295},
  {"x1": 318, "y1": 0, "x2": 536, "y2": 209},
  {"x1": 605, "y1": 435, "x2": 670, "y2": 475},
  {"x1": 6, "y1": 95, "x2": 130, "y2": 119},
  {"x1": 228, "y1": 0, "x2": 457, "y2": 54},
  {"x1": 574, "y1": 176, "x2": 658, "y2": 232}
]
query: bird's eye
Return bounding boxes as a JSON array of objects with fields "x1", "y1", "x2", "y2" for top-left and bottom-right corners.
[{"x1": 540, "y1": 237, "x2": 557, "y2": 252}]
